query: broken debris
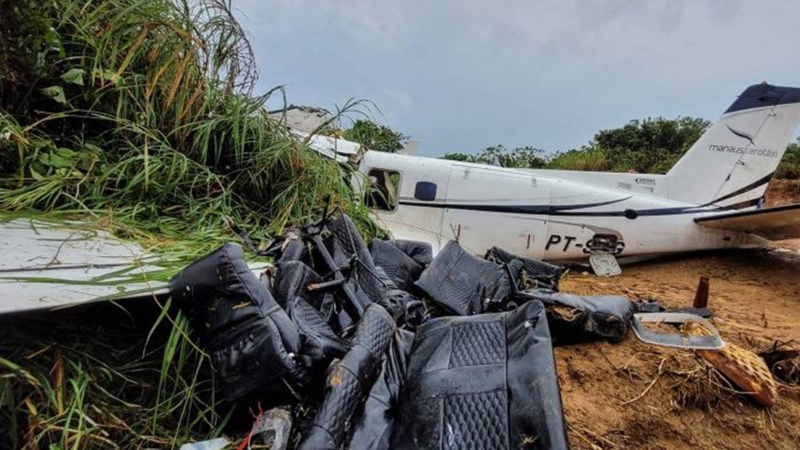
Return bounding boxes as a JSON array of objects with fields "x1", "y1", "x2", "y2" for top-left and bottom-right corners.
[
  {"x1": 166, "y1": 208, "x2": 778, "y2": 449},
  {"x1": 169, "y1": 243, "x2": 308, "y2": 403},
  {"x1": 512, "y1": 290, "x2": 636, "y2": 343},
  {"x1": 759, "y1": 341, "x2": 800, "y2": 386},
  {"x1": 630, "y1": 312, "x2": 725, "y2": 350},
  {"x1": 415, "y1": 240, "x2": 512, "y2": 315}
]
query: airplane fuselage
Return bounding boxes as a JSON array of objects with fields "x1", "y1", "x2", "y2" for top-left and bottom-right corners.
[{"x1": 359, "y1": 152, "x2": 764, "y2": 261}]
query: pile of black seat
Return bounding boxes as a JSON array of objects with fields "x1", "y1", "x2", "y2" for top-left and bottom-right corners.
[{"x1": 170, "y1": 210, "x2": 636, "y2": 449}]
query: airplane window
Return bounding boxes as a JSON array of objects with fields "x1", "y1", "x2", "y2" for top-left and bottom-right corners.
[
  {"x1": 365, "y1": 169, "x2": 401, "y2": 211},
  {"x1": 414, "y1": 181, "x2": 437, "y2": 201}
]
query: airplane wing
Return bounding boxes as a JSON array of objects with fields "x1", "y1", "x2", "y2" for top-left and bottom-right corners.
[
  {"x1": 694, "y1": 203, "x2": 800, "y2": 240},
  {"x1": 0, "y1": 217, "x2": 169, "y2": 315},
  {"x1": 0, "y1": 217, "x2": 267, "y2": 315}
]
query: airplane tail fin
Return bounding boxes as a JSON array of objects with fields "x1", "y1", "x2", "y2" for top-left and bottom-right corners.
[{"x1": 665, "y1": 83, "x2": 800, "y2": 207}]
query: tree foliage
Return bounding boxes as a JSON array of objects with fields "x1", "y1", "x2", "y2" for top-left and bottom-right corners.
[
  {"x1": 343, "y1": 119, "x2": 408, "y2": 153},
  {"x1": 776, "y1": 138, "x2": 800, "y2": 179},
  {"x1": 442, "y1": 118, "x2": 800, "y2": 179},
  {"x1": 443, "y1": 145, "x2": 547, "y2": 168},
  {"x1": 589, "y1": 116, "x2": 710, "y2": 173},
  {"x1": 546, "y1": 147, "x2": 610, "y2": 172},
  {"x1": 443, "y1": 117, "x2": 721, "y2": 175}
]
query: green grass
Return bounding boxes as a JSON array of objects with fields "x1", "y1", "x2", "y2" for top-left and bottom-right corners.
[
  {"x1": 0, "y1": 211, "x2": 244, "y2": 448},
  {"x1": 0, "y1": 0, "x2": 378, "y2": 239},
  {"x1": 0, "y1": 0, "x2": 383, "y2": 447},
  {"x1": 0, "y1": 300, "x2": 232, "y2": 449},
  {"x1": 547, "y1": 148, "x2": 610, "y2": 172}
]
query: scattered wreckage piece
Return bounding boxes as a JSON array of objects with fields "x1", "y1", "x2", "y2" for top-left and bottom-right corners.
[
  {"x1": 272, "y1": 260, "x2": 349, "y2": 357},
  {"x1": 179, "y1": 437, "x2": 230, "y2": 450},
  {"x1": 484, "y1": 246, "x2": 562, "y2": 291},
  {"x1": 415, "y1": 241, "x2": 567, "y2": 317},
  {"x1": 386, "y1": 239, "x2": 433, "y2": 267},
  {"x1": 511, "y1": 290, "x2": 636, "y2": 343},
  {"x1": 759, "y1": 342, "x2": 800, "y2": 386},
  {"x1": 685, "y1": 323, "x2": 778, "y2": 407},
  {"x1": 0, "y1": 215, "x2": 271, "y2": 316},
  {"x1": 292, "y1": 130, "x2": 365, "y2": 164},
  {"x1": 693, "y1": 276, "x2": 710, "y2": 308},
  {"x1": 299, "y1": 304, "x2": 397, "y2": 450},
  {"x1": 636, "y1": 299, "x2": 714, "y2": 319},
  {"x1": 696, "y1": 342, "x2": 779, "y2": 407},
  {"x1": 588, "y1": 253, "x2": 622, "y2": 277},
  {"x1": 631, "y1": 309, "x2": 778, "y2": 407},
  {"x1": 368, "y1": 239, "x2": 428, "y2": 294},
  {"x1": 630, "y1": 313, "x2": 725, "y2": 351},
  {"x1": 390, "y1": 300, "x2": 568, "y2": 450},
  {"x1": 0, "y1": 217, "x2": 169, "y2": 314},
  {"x1": 415, "y1": 240, "x2": 512, "y2": 315},
  {"x1": 252, "y1": 408, "x2": 293, "y2": 450},
  {"x1": 170, "y1": 243, "x2": 310, "y2": 404},
  {"x1": 233, "y1": 407, "x2": 293, "y2": 450}
]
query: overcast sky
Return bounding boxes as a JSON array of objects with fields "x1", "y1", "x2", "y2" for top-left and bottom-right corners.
[{"x1": 234, "y1": 0, "x2": 800, "y2": 157}]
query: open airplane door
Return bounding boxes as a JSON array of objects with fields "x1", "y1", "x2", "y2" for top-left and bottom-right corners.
[{"x1": 695, "y1": 202, "x2": 800, "y2": 240}]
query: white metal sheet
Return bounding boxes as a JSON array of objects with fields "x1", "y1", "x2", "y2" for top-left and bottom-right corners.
[
  {"x1": 0, "y1": 218, "x2": 271, "y2": 315},
  {"x1": 0, "y1": 218, "x2": 167, "y2": 314},
  {"x1": 695, "y1": 202, "x2": 800, "y2": 240}
]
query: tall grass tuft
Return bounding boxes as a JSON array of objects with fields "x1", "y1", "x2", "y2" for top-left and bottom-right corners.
[
  {"x1": 0, "y1": 0, "x2": 381, "y2": 447},
  {"x1": 547, "y1": 148, "x2": 610, "y2": 172},
  {"x1": 0, "y1": 301, "x2": 233, "y2": 449},
  {"x1": 0, "y1": 0, "x2": 375, "y2": 239}
]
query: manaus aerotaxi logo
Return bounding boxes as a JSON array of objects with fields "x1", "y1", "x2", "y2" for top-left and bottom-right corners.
[{"x1": 707, "y1": 125, "x2": 779, "y2": 158}]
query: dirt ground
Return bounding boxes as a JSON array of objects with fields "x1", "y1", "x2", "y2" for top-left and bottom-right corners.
[{"x1": 558, "y1": 181, "x2": 800, "y2": 450}]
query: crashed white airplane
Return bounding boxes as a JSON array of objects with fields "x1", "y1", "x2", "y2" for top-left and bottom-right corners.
[
  {"x1": 359, "y1": 83, "x2": 800, "y2": 264},
  {"x1": 3, "y1": 83, "x2": 800, "y2": 314}
]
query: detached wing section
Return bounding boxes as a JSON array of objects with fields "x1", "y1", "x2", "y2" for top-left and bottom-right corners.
[{"x1": 695, "y1": 203, "x2": 800, "y2": 240}]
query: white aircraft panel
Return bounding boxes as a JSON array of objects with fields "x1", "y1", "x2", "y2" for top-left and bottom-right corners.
[
  {"x1": 695, "y1": 203, "x2": 800, "y2": 240},
  {"x1": 0, "y1": 218, "x2": 167, "y2": 314}
]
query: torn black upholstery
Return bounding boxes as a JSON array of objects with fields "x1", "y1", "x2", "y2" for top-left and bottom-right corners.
[
  {"x1": 387, "y1": 239, "x2": 433, "y2": 267},
  {"x1": 484, "y1": 246, "x2": 563, "y2": 291},
  {"x1": 272, "y1": 261, "x2": 348, "y2": 362},
  {"x1": 273, "y1": 263, "x2": 348, "y2": 368},
  {"x1": 369, "y1": 239, "x2": 425, "y2": 294},
  {"x1": 512, "y1": 289, "x2": 636, "y2": 342},
  {"x1": 169, "y1": 243, "x2": 307, "y2": 403},
  {"x1": 345, "y1": 329, "x2": 415, "y2": 450},
  {"x1": 298, "y1": 303, "x2": 397, "y2": 450}
]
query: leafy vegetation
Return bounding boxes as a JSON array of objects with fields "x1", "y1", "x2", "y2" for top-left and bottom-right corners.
[
  {"x1": 776, "y1": 138, "x2": 800, "y2": 179},
  {"x1": 443, "y1": 117, "x2": 800, "y2": 179},
  {"x1": 0, "y1": 0, "x2": 376, "y2": 242},
  {"x1": 443, "y1": 145, "x2": 547, "y2": 168},
  {"x1": 342, "y1": 119, "x2": 409, "y2": 153},
  {"x1": 442, "y1": 117, "x2": 709, "y2": 173},
  {"x1": 546, "y1": 148, "x2": 610, "y2": 172},
  {"x1": 1, "y1": 299, "x2": 224, "y2": 449},
  {"x1": 0, "y1": 0, "x2": 383, "y2": 448},
  {"x1": 583, "y1": 116, "x2": 710, "y2": 173}
]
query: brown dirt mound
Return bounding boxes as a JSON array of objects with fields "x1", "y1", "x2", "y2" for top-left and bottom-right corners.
[{"x1": 765, "y1": 180, "x2": 800, "y2": 207}]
